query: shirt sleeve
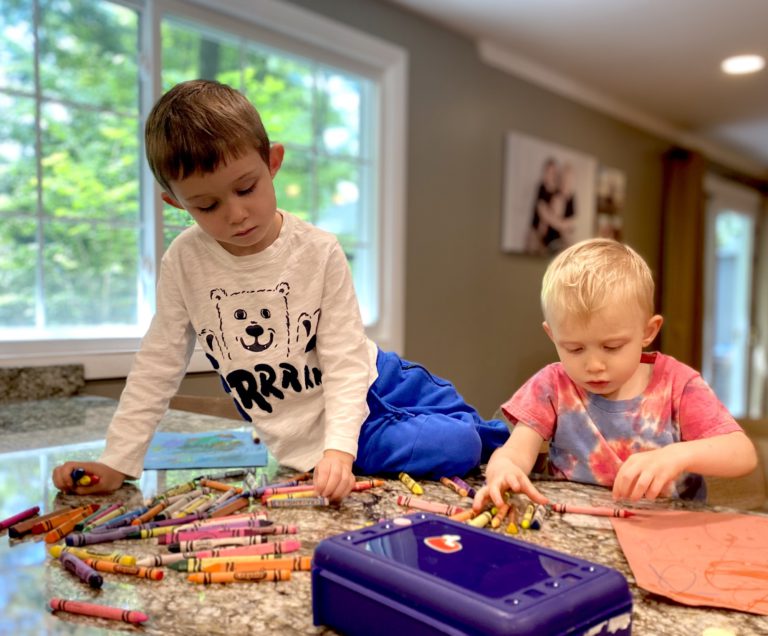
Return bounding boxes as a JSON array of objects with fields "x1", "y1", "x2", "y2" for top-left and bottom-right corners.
[
  {"x1": 97, "y1": 254, "x2": 196, "y2": 478},
  {"x1": 500, "y1": 365, "x2": 560, "y2": 440},
  {"x1": 314, "y1": 241, "x2": 372, "y2": 458},
  {"x1": 678, "y1": 374, "x2": 744, "y2": 441}
]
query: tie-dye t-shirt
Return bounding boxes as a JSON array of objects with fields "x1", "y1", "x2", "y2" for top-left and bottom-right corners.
[{"x1": 501, "y1": 352, "x2": 742, "y2": 500}]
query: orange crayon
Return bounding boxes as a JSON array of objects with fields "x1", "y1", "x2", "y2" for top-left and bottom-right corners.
[
  {"x1": 32, "y1": 504, "x2": 98, "y2": 535},
  {"x1": 82, "y1": 558, "x2": 164, "y2": 580},
  {"x1": 44, "y1": 506, "x2": 100, "y2": 544},
  {"x1": 202, "y1": 556, "x2": 311, "y2": 573}
]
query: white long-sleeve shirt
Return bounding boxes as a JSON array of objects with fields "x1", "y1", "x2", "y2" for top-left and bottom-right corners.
[{"x1": 99, "y1": 211, "x2": 379, "y2": 478}]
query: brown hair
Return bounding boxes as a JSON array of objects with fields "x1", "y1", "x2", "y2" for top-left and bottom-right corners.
[
  {"x1": 541, "y1": 238, "x2": 655, "y2": 325},
  {"x1": 144, "y1": 79, "x2": 271, "y2": 194}
]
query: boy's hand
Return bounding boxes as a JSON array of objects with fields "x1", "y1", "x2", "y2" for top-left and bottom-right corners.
[
  {"x1": 313, "y1": 449, "x2": 356, "y2": 502},
  {"x1": 472, "y1": 454, "x2": 548, "y2": 512},
  {"x1": 52, "y1": 461, "x2": 127, "y2": 495},
  {"x1": 612, "y1": 446, "x2": 681, "y2": 501}
]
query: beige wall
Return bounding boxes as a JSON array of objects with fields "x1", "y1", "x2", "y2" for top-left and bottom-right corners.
[{"x1": 86, "y1": 0, "x2": 672, "y2": 416}]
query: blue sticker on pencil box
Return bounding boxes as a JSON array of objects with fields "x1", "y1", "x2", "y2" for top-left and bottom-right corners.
[{"x1": 143, "y1": 429, "x2": 268, "y2": 470}]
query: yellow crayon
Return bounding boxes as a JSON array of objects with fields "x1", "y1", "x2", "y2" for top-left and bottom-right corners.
[
  {"x1": 48, "y1": 545, "x2": 137, "y2": 566},
  {"x1": 203, "y1": 556, "x2": 312, "y2": 573},
  {"x1": 187, "y1": 569, "x2": 291, "y2": 584},
  {"x1": 520, "y1": 503, "x2": 536, "y2": 529},
  {"x1": 398, "y1": 472, "x2": 423, "y2": 495},
  {"x1": 467, "y1": 510, "x2": 493, "y2": 528}
]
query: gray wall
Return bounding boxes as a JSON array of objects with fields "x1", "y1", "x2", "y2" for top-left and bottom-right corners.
[{"x1": 86, "y1": 0, "x2": 672, "y2": 417}]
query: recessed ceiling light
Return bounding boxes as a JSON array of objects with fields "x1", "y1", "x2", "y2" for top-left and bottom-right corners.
[{"x1": 721, "y1": 54, "x2": 765, "y2": 75}]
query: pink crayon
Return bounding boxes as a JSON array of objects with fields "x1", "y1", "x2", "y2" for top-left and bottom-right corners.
[
  {"x1": 50, "y1": 598, "x2": 148, "y2": 624},
  {"x1": 0, "y1": 506, "x2": 40, "y2": 531},
  {"x1": 396, "y1": 495, "x2": 465, "y2": 517}
]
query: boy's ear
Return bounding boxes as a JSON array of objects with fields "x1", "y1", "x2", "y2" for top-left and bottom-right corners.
[
  {"x1": 268, "y1": 143, "x2": 285, "y2": 177},
  {"x1": 642, "y1": 314, "x2": 664, "y2": 347},
  {"x1": 161, "y1": 192, "x2": 184, "y2": 209},
  {"x1": 542, "y1": 321, "x2": 555, "y2": 342}
]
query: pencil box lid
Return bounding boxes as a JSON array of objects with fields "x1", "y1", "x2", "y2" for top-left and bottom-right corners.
[{"x1": 312, "y1": 512, "x2": 632, "y2": 636}]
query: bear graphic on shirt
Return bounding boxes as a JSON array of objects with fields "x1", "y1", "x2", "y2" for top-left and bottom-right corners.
[{"x1": 207, "y1": 282, "x2": 291, "y2": 361}]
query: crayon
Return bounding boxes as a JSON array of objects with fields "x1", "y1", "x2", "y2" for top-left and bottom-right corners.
[
  {"x1": 260, "y1": 484, "x2": 317, "y2": 497},
  {"x1": 82, "y1": 558, "x2": 164, "y2": 580},
  {"x1": 520, "y1": 503, "x2": 536, "y2": 529},
  {"x1": 59, "y1": 552, "x2": 103, "y2": 588},
  {"x1": 395, "y1": 495, "x2": 465, "y2": 517},
  {"x1": 208, "y1": 495, "x2": 249, "y2": 517},
  {"x1": 351, "y1": 479, "x2": 384, "y2": 491},
  {"x1": 491, "y1": 503, "x2": 510, "y2": 529},
  {"x1": 505, "y1": 506, "x2": 519, "y2": 535},
  {"x1": 167, "y1": 535, "x2": 269, "y2": 552},
  {"x1": 199, "y1": 479, "x2": 243, "y2": 493},
  {"x1": 265, "y1": 496, "x2": 329, "y2": 509},
  {"x1": 157, "y1": 525, "x2": 296, "y2": 544},
  {"x1": 467, "y1": 510, "x2": 493, "y2": 528},
  {"x1": 98, "y1": 507, "x2": 148, "y2": 530},
  {"x1": 85, "y1": 505, "x2": 129, "y2": 530},
  {"x1": 177, "y1": 516, "x2": 272, "y2": 532},
  {"x1": 49, "y1": 598, "x2": 148, "y2": 624},
  {"x1": 9, "y1": 507, "x2": 76, "y2": 538},
  {"x1": 440, "y1": 477, "x2": 468, "y2": 497},
  {"x1": 244, "y1": 471, "x2": 260, "y2": 492},
  {"x1": 398, "y1": 472, "x2": 423, "y2": 495},
  {"x1": 75, "y1": 503, "x2": 122, "y2": 531},
  {"x1": 31, "y1": 504, "x2": 99, "y2": 535},
  {"x1": 187, "y1": 569, "x2": 291, "y2": 584},
  {"x1": 169, "y1": 552, "x2": 302, "y2": 572},
  {"x1": 449, "y1": 476, "x2": 476, "y2": 499},
  {"x1": 262, "y1": 491, "x2": 320, "y2": 504},
  {"x1": 69, "y1": 468, "x2": 100, "y2": 487},
  {"x1": 48, "y1": 545, "x2": 136, "y2": 566},
  {"x1": 448, "y1": 509, "x2": 476, "y2": 522},
  {"x1": 130, "y1": 502, "x2": 168, "y2": 526},
  {"x1": 65, "y1": 525, "x2": 140, "y2": 546},
  {"x1": 201, "y1": 555, "x2": 311, "y2": 573},
  {"x1": 45, "y1": 507, "x2": 101, "y2": 544},
  {"x1": 0, "y1": 506, "x2": 39, "y2": 532},
  {"x1": 548, "y1": 503, "x2": 634, "y2": 518},
  {"x1": 529, "y1": 505, "x2": 546, "y2": 530}
]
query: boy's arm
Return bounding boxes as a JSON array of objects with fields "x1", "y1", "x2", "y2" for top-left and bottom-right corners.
[
  {"x1": 313, "y1": 242, "x2": 373, "y2": 498},
  {"x1": 473, "y1": 424, "x2": 549, "y2": 511},
  {"x1": 613, "y1": 431, "x2": 758, "y2": 501}
]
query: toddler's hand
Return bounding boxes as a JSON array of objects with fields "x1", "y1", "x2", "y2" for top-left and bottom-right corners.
[
  {"x1": 612, "y1": 446, "x2": 682, "y2": 501},
  {"x1": 313, "y1": 449, "x2": 356, "y2": 502},
  {"x1": 472, "y1": 455, "x2": 548, "y2": 512},
  {"x1": 52, "y1": 461, "x2": 127, "y2": 495}
]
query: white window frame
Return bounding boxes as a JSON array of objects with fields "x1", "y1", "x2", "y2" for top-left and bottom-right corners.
[{"x1": 0, "y1": 0, "x2": 407, "y2": 378}]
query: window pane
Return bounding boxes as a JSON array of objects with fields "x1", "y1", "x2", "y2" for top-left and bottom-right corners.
[
  {"x1": 38, "y1": 0, "x2": 138, "y2": 111},
  {"x1": 274, "y1": 149, "x2": 313, "y2": 223},
  {"x1": 43, "y1": 221, "x2": 139, "y2": 326},
  {"x1": 0, "y1": 93, "x2": 36, "y2": 215},
  {"x1": 316, "y1": 158, "x2": 362, "y2": 238},
  {"x1": 0, "y1": 217, "x2": 37, "y2": 327},
  {"x1": 243, "y1": 49, "x2": 314, "y2": 148},
  {"x1": 162, "y1": 18, "x2": 241, "y2": 89},
  {"x1": 40, "y1": 102, "x2": 140, "y2": 224},
  {"x1": 318, "y1": 70, "x2": 362, "y2": 157},
  {"x1": 0, "y1": 0, "x2": 34, "y2": 93}
]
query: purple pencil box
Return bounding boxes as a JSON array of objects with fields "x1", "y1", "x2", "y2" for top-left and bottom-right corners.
[{"x1": 312, "y1": 513, "x2": 632, "y2": 636}]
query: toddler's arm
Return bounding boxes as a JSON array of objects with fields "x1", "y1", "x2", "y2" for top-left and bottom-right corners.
[
  {"x1": 52, "y1": 461, "x2": 128, "y2": 495},
  {"x1": 612, "y1": 431, "x2": 759, "y2": 501},
  {"x1": 312, "y1": 448, "x2": 357, "y2": 501},
  {"x1": 473, "y1": 424, "x2": 549, "y2": 511}
]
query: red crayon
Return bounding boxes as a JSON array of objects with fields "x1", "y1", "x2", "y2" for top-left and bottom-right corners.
[
  {"x1": 49, "y1": 597, "x2": 148, "y2": 624},
  {"x1": 0, "y1": 506, "x2": 40, "y2": 532},
  {"x1": 396, "y1": 494, "x2": 465, "y2": 517}
]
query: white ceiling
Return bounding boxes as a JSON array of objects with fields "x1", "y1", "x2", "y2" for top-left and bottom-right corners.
[{"x1": 382, "y1": 0, "x2": 768, "y2": 177}]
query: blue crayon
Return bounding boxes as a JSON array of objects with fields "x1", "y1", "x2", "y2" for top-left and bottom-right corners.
[
  {"x1": 70, "y1": 467, "x2": 86, "y2": 482},
  {"x1": 98, "y1": 507, "x2": 149, "y2": 530},
  {"x1": 60, "y1": 552, "x2": 103, "y2": 588},
  {"x1": 529, "y1": 505, "x2": 547, "y2": 530}
]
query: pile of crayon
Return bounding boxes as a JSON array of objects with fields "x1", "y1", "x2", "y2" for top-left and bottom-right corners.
[{"x1": 1, "y1": 467, "x2": 390, "y2": 626}]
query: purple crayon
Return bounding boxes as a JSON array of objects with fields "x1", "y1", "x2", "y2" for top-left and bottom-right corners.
[
  {"x1": 0, "y1": 506, "x2": 40, "y2": 532},
  {"x1": 60, "y1": 552, "x2": 103, "y2": 589},
  {"x1": 450, "y1": 476, "x2": 476, "y2": 499},
  {"x1": 66, "y1": 525, "x2": 140, "y2": 546}
]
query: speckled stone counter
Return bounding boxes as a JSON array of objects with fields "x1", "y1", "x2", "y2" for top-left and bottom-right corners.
[
  {"x1": 0, "y1": 397, "x2": 766, "y2": 635},
  {"x1": 0, "y1": 365, "x2": 85, "y2": 404}
]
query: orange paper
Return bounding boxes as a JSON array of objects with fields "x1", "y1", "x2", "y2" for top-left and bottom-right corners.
[{"x1": 611, "y1": 510, "x2": 768, "y2": 615}]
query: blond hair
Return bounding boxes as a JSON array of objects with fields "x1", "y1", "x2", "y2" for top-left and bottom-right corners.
[
  {"x1": 145, "y1": 79, "x2": 271, "y2": 194},
  {"x1": 541, "y1": 238, "x2": 655, "y2": 324}
]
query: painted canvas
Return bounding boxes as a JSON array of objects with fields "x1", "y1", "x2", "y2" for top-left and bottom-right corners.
[{"x1": 144, "y1": 429, "x2": 268, "y2": 470}]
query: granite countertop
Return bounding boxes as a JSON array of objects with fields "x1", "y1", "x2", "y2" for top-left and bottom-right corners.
[{"x1": 1, "y1": 396, "x2": 766, "y2": 635}]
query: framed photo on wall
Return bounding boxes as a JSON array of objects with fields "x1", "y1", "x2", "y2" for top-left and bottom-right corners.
[
  {"x1": 501, "y1": 131, "x2": 597, "y2": 255},
  {"x1": 596, "y1": 165, "x2": 626, "y2": 241}
]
